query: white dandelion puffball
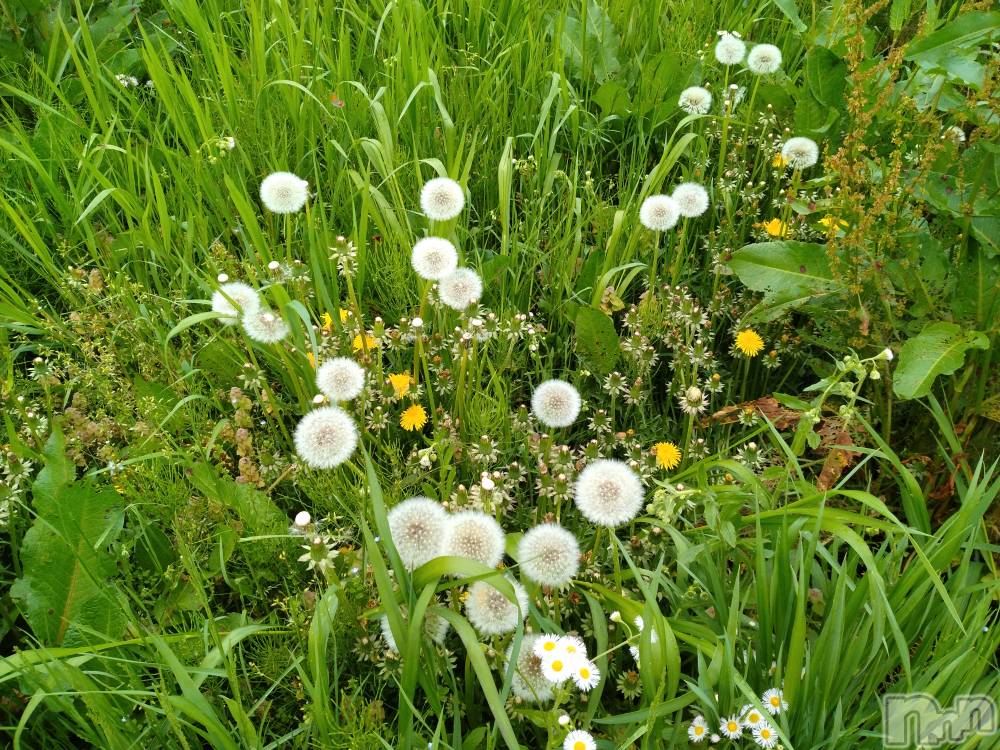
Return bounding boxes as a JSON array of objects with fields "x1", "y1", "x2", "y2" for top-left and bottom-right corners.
[
  {"x1": 420, "y1": 176, "x2": 465, "y2": 221},
  {"x1": 379, "y1": 610, "x2": 449, "y2": 652},
  {"x1": 211, "y1": 282, "x2": 260, "y2": 323},
  {"x1": 507, "y1": 635, "x2": 554, "y2": 703},
  {"x1": 780, "y1": 136, "x2": 820, "y2": 170},
  {"x1": 442, "y1": 511, "x2": 506, "y2": 567},
  {"x1": 679, "y1": 86, "x2": 712, "y2": 115},
  {"x1": 574, "y1": 458, "x2": 644, "y2": 527},
  {"x1": 671, "y1": 182, "x2": 710, "y2": 218},
  {"x1": 518, "y1": 524, "x2": 580, "y2": 588},
  {"x1": 531, "y1": 379, "x2": 581, "y2": 428},
  {"x1": 639, "y1": 194, "x2": 680, "y2": 231},
  {"x1": 242, "y1": 309, "x2": 290, "y2": 344},
  {"x1": 747, "y1": 44, "x2": 782, "y2": 74},
  {"x1": 411, "y1": 237, "x2": 459, "y2": 280},
  {"x1": 316, "y1": 357, "x2": 366, "y2": 402},
  {"x1": 714, "y1": 32, "x2": 746, "y2": 65},
  {"x1": 387, "y1": 496, "x2": 448, "y2": 570},
  {"x1": 465, "y1": 578, "x2": 529, "y2": 636},
  {"x1": 563, "y1": 729, "x2": 596, "y2": 750},
  {"x1": 438, "y1": 267, "x2": 483, "y2": 310},
  {"x1": 259, "y1": 171, "x2": 309, "y2": 214},
  {"x1": 294, "y1": 406, "x2": 358, "y2": 469}
]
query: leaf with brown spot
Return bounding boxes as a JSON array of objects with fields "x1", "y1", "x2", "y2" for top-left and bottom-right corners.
[
  {"x1": 704, "y1": 396, "x2": 802, "y2": 429},
  {"x1": 816, "y1": 420, "x2": 861, "y2": 491}
]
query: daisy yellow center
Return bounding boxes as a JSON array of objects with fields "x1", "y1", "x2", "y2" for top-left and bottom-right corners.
[
  {"x1": 566, "y1": 645, "x2": 577, "y2": 654},
  {"x1": 543, "y1": 641, "x2": 556, "y2": 651},
  {"x1": 761, "y1": 729, "x2": 772, "y2": 739},
  {"x1": 579, "y1": 667, "x2": 590, "y2": 678},
  {"x1": 551, "y1": 660, "x2": 563, "y2": 671},
  {"x1": 574, "y1": 743, "x2": 586, "y2": 750},
  {"x1": 727, "y1": 721, "x2": 738, "y2": 731},
  {"x1": 770, "y1": 696, "x2": 780, "y2": 706},
  {"x1": 749, "y1": 712, "x2": 760, "y2": 723},
  {"x1": 694, "y1": 726, "x2": 705, "y2": 736}
]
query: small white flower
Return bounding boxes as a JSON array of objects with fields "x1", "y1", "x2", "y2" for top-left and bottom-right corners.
[
  {"x1": 879, "y1": 347, "x2": 894, "y2": 361},
  {"x1": 243, "y1": 309, "x2": 290, "y2": 344},
  {"x1": 741, "y1": 705, "x2": 767, "y2": 728},
  {"x1": 438, "y1": 268, "x2": 483, "y2": 310},
  {"x1": 518, "y1": 523, "x2": 580, "y2": 588},
  {"x1": 294, "y1": 406, "x2": 359, "y2": 469},
  {"x1": 609, "y1": 611, "x2": 622, "y2": 622},
  {"x1": 688, "y1": 715, "x2": 709, "y2": 743},
  {"x1": 540, "y1": 652, "x2": 573, "y2": 684},
  {"x1": 679, "y1": 86, "x2": 712, "y2": 114},
  {"x1": 532, "y1": 634, "x2": 562, "y2": 659},
  {"x1": 780, "y1": 136, "x2": 820, "y2": 170},
  {"x1": 747, "y1": 44, "x2": 782, "y2": 74},
  {"x1": 671, "y1": 182, "x2": 710, "y2": 218},
  {"x1": 557, "y1": 714, "x2": 571, "y2": 726},
  {"x1": 570, "y1": 658, "x2": 600, "y2": 691},
  {"x1": 943, "y1": 125, "x2": 966, "y2": 144},
  {"x1": 420, "y1": 176, "x2": 465, "y2": 221},
  {"x1": 316, "y1": 357, "x2": 366, "y2": 402},
  {"x1": 212, "y1": 282, "x2": 260, "y2": 323},
  {"x1": 752, "y1": 723, "x2": 778, "y2": 748},
  {"x1": 293, "y1": 511, "x2": 311, "y2": 528},
  {"x1": 411, "y1": 317, "x2": 423, "y2": 328},
  {"x1": 531, "y1": 379, "x2": 581, "y2": 428},
  {"x1": 268, "y1": 260, "x2": 281, "y2": 270},
  {"x1": 639, "y1": 194, "x2": 680, "y2": 231},
  {"x1": 387, "y1": 497, "x2": 447, "y2": 570},
  {"x1": 574, "y1": 459, "x2": 644, "y2": 527},
  {"x1": 411, "y1": 237, "x2": 459, "y2": 280},
  {"x1": 217, "y1": 273, "x2": 229, "y2": 283},
  {"x1": 562, "y1": 730, "x2": 596, "y2": 750},
  {"x1": 259, "y1": 171, "x2": 309, "y2": 214},
  {"x1": 762, "y1": 688, "x2": 788, "y2": 715},
  {"x1": 720, "y1": 716, "x2": 743, "y2": 739},
  {"x1": 558, "y1": 635, "x2": 587, "y2": 659},
  {"x1": 715, "y1": 32, "x2": 746, "y2": 65}
]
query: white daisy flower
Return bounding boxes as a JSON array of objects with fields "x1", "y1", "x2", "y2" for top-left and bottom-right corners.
[
  {"x1": 211, "y1": 282, "x2": 260, "y2": 323},
  {"x1": 518, "y1": 523, "x2": 580, "y2": 587},
  {"x1": 741, "y1": 705, "x2": 767, "y2": 728},
  {"x1": 532, "y1": 634, "x2": 562, "y2": 660},
  {"x1": 438, "y1": 267, "x2": 483, "y2": 310},
  {"x1": 780, "y1": 136, "x2": 820, "y2": 169},
  {"x1": 715, "y1": 32, "x2": 746, "y2": 65},
  {"x1": 639, "y1": 194, "x2": 680, "y2": 231},
  {"x1": 762, "y1": 687, "x2": 788, "y2": 715},
  {"x1": 557, "y1": 635, "x2": 587, "y2": 659},
  {"x1": 420, "y1": 176, "x2": 465, "y2": 221},
  {"x1": 679, "y1": 86, "x2": 713, "y2": 114},
  {"x1": 671, "y1": 182, "x2": 710, "y2": 218},
  {"x1": 465, "y1": 578, "x2": 529, "y2": 635},
  {"x1": 570, "y1": 658, "x2": 600, "y2": 691},
  {"x1": 540, "y1": 651, "x2": 573, "y2": 684},
  {"x1": 531, "y1": 379, "x2": 581, "y2": 428},
  {"x1": 563, "y1": 729, "x2": 596, "y2": 750},
  {"x1": 316, "y1": 357, "x2": 365, "y2": 402},
  {"x1": 747, "y1": 43, "x2": 782, "y2": 74},
  {"x1": 507, "y1": 635, "x2": 554, "y2": 703},
  {"x1": 752, "y1": 723, "x2": 778, "y2": 748},
  {"x1": 242, "y1": 309, "x2": 290, "y2": 344},
  {"x1": 574, "y1": 458, "x2": 644, "y2": 527},
  {"x1": 387, "y1": 496, "x2": 447, "y2": 570},
  {"x1": 943, "y1": 125, "x2": 966, "y2": 144},
  {"x1": 259, "y1": 171, "x2": 309, "y2": 214},
  {"x1": 688, "y1": 715, "x2": 709, "y2": 743},
  {"x1": 720, "y1": 716, "x2": 743, "y2": 739},
  {"x1": 442, "y1": 511, "x2": 506, "y2": 567},
  {"x1": 294, "y1": 406, "x2": 359, "y2": 469},
  {"x1": 411, "y1": 237, "x2": 459, "y2": 280}
]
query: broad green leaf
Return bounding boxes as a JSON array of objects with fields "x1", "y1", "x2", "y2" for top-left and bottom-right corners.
[
  {"x1": 547, "y1": 0, "x2": 621, "y2": 84},
  {"x1": 10, "y1": 431, "x2": 125, "y2": 646},
  {"x1": 574, "y1": 306, "x2": 620, "y2": 375},
  {"x1": 805, "y1": 47, "x2": 848, "y2": 108},
  {"x1": 188, "y1": 463, "x2": 286, "y2": 534},
  {"x1": 904, "y1": 11, "x2": 1000, "y2": 66},
  {"x1": 892, "y1": 321, "x2": 989, "y2": 400},
  {"x1": 729, "y1": 241, "x2": 844, "y2": 320}
]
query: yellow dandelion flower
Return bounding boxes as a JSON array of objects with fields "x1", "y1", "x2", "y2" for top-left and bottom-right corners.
[
  {"x1": 818, "y1": 215, "x2": 848, "y2": 234},
  {"x1": 772, "y1": 153, "x2": 787, "y2": 168},
  {"x1": 352, "y1": 333, "x2": 377, "y2": 352},
  {"x1": 762, "y1": 218, "x2": 789, "y2": 238},
  {"x1": 321, "y1": 312, "x2": 333, "y2": 331},
  {"x1": 388, "y1": 372, "x2": 413, "y2": 398},
  {"x1": 400, "y1": 403, "x2": 428, "y2": 431},
  {"x1": 306, "y1": 351, "x2": 316, "y2": 368},
  {"x1": 653, "y1": 442, "x2": 682, "y2": 470},
  {"x1": 735, "y1": 329, "x2": 765, "y2": 357},
  {"x1": 339, "y1": 308, "x2": 349, "y2": 323}
]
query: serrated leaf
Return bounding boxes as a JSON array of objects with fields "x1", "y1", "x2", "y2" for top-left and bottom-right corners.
[
  {"x1": 729, "y1": 241, "x2": 845, "y2": 320},
  {"x1": 892, "y1": 322, "x2": 990, "y2": 400},
  {"x1": 11, "y1": 432, "x2": 124, "y2": 646},
  {"x1": 574, "y1": 306, "x2": 620, "y2": 375}
]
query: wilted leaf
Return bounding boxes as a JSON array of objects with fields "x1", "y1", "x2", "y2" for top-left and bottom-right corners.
[
  {"x1": 817, "y1": 419, "x2": 861, "y2": 491},
  {"x1": 703, "y1": 396, "x2": 802, "y2": 429},
  {"x1": 892, "y1": 322, "x2": 989, "y2": 400}
]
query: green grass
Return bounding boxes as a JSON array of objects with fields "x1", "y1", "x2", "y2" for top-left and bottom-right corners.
[{"x1": 2, "y1": 0, "x2": 999, "y2": 748}]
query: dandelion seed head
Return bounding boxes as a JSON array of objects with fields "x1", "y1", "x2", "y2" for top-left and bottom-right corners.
[
  {"x1": 715, "y1": 32, "x2": 746, "y2": 65},
  {"x1": 639, "y1": 194, "x2": 680, "y2": 231},
  {"x1": 780, "y1": 136, "x2": 820, "y2": 169},
  {"x1": 438, "y1": 268, "x2": 483, "y2": 310},
  {"x1": 212, "y1": 282, "x2": 261, "y2": 323},
  {"x1": 411, "y1": 237, "x2": 459, "y2": 280},
  {"x1": 243, "y1": 309, "x2": 290, "y2": 343},
  {"x1": 316, "y1": 357, "x2": 366, "y2": 401},
  {"x1": 259, "y1": 171, "x2": 309, "y2": 214},
  {"x1": 442, "y1": 511, "x2": 506, "y2": 567},
  {"x1": 518, "y1": 523, "x2": 580, "y2": 587},
  {"x1": 465, "y1": 578, "x2": 529, "y2": 635},
  {"x1": 387, "y1": 496, "x2": 447, "y2": 570},
  {"x1": 294, "y1": 406, "x2": 359, "y2": 469},
  {"x1": 574, "y1": 459, "x2": 644, "y2": 527},
  {"x1": 671, "y1": 182, "x2": 710, "y2": 218},
  {"x1": 506, "y1": 635, "x2": 554, "y2": 703},
  {"x1": 531, "y1": 379, "x2": 581, "y2": 428},
  {"x1": 420, "y1": 176, "x2": 465, "y2": 221},
  {"x1": 747, "y1": 43, "x2": 782, "y2": 74},
  {"x1": 679, "y1": 86, "x2": 712, "y2": 114}
]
